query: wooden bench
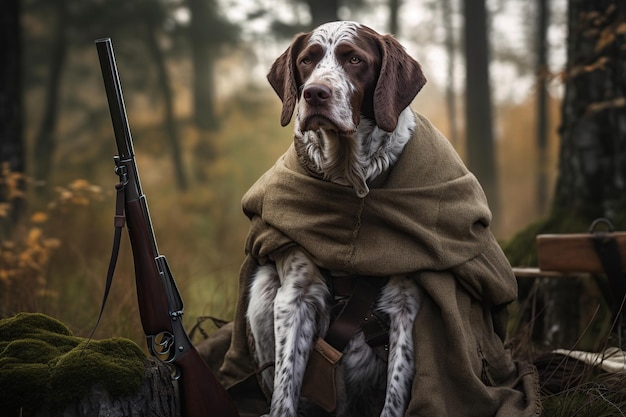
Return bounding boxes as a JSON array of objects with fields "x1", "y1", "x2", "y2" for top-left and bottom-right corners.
[{"x1": 511, "y1": 226, "x2": 626, "y2": 348}]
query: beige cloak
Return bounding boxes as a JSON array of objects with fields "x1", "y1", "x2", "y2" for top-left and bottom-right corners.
[{"x1": 214, "y1": 112, "x2": 541, "y2": 416}]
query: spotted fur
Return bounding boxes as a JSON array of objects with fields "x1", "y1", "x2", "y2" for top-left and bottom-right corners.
[{"x1": 247, "y1": 21, "x2": 427, "y2": 417}]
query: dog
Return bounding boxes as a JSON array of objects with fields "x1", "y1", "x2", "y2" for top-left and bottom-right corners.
[{"x1": 246, "y1": 21, "x2": 427, "y2": 417}]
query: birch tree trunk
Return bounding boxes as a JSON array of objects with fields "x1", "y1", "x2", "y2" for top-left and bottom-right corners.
[{"x1": 553, "y1": 0, "x2": 626, "y2": 219}]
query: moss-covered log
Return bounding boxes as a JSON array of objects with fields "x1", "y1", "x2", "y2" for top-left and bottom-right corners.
[
  {"x1": 0, "y1": 313, "x2": 179, "y2": 417},
  {"x1": 32, "y1": 358, "x2": 179, "y2": 417}
]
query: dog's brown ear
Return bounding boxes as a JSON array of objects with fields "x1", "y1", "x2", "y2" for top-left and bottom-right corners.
[
  {"x1": 267, "y1": 33, "x2": 308, "y2": 127},
  {"x1": 373, "y1": 34, "x2": 426, "y2": 132}
]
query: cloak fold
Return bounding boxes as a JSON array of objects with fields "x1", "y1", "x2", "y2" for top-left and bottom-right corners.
[{"x1": 217, "y1": 112, "x2": 541, "y2": 416}]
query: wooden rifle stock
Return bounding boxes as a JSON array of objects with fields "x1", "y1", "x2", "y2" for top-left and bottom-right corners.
[
  {"x1": 125, "y1": 198, "x2": 172, "y2": 335},
  {"x1": 96, "y1": 37, "x2": 239, "y2": 417},
  {"x1": 176, "y1": 341, "x2": 241, "y2": 416}
]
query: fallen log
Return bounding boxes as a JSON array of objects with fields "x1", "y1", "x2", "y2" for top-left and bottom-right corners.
[{"x1": 32, "y1": 357, "x2": 180, "y2": 417}]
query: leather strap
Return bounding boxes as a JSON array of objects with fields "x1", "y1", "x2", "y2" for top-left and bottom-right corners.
[
  {"x1": 87, "y1": 181, "x2": 126, "y2": 341},
  {"x1": 592, "y1": 232, "x2": 626, "y2": 338},
  {"x1": 324, "y1": 277, "x2": 387, "y2": 353}
]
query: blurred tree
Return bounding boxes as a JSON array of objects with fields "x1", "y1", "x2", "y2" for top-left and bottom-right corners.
[
  {"x1": 269, "y1": 0, "x2": 366, "y2": 36},
  {"x1": 143, "y1": 2, "x2": 188, "y2": 190},
  {"x1": 389, "y1": 0, "x2": 401, "y2": 34},
  {"x1": 32, "y1": 0, "x2": 68, "y2": 187},
  {"x1": 23, "y1": 0, "x2": 191, "y2": 190},
  {"x1": 186, "y1": 0, "x2": 238, "y2": 133},
  {"x1": 441, "y1": 0, "x2": 459, "y2": 145},
  {"x1": 463, "y1": 0, "x2": 499, "y2": 225},
  {"x1": 535, "y1": 0, "x2": 550, "y2": 214},
  {"x1": 0, "y1": 0, "x2": 25, "y2": 234},
  {"x1": 303, "y1": 0, "x2": 340, "y2": 27},
  {"x1": 185, "y1": 0, "x2": 239, "y2": 181},
  {"x1": 553, "y1": 0, "x2": 626, "y2": 221},
  {"x1": 0, "y1": 0, "x2": 23, "y2": 174}
]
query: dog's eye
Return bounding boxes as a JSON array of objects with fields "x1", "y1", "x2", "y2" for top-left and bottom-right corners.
[
  {"x1": 349, "y1": 56, "x2": 362, "y2": 64},
  {"x1": 301, "y1": 57, "x2": 312, "y2": 65}
]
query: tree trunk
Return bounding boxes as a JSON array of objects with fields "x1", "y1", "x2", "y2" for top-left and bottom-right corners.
[
  {"x1": 0, "y1": 0, "x2": 23, "y2": 174},
  {"x1": 33, "y1": 0, "x2": 68, "y2": 186},
  {"x1": 304, "y1": 0, "x2": 340, "y2": 28},
  {"x1": 187, "y1": 0, "x2": 221, "y2": 181},
  {"x1": 388, "y1": 0, "x2": 401, "y2": 35},
  {"x1": 442, "y1": 0, "x2": 459, "y2": 146},
  {"x1": 543, "y1": 0, "x2": 626, "y2": 349},
  {"x1": 32, "y1": 358, "x2": 180, "y2": 417},
  {"x1": 553, "y1": 0, "x2": 626, "y2": 220},
  {"x1": 463, "y1": 0, "x2": 500, "y2": 229},
  {"x1": 187, "y1": 0, "x2": 220, "y2": 134},
  {"x1": 507, "y1": 0, "x2": 626, "y2": 351},
  {"x1": 144, "y1": 18, "x2": 188, "y2": 191},
  {"x1": 535, "y1": 0, "x2": 550, "y2": 214},
  {"x1": 0, "y1": 0, "x2": 24, "y2": 236}
]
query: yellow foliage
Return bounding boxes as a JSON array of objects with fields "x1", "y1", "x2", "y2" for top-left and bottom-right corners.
[
  {"x1": 0, "y1": 203, "x2": 9, "y2": 218},
  {"x1": 44, "y1": 238, "x2": 61, "y2": 249},
  {"x1": 69, "y1": 178, "x2": 91, "y2": 190},
  {"x1": 49, "y1": 179, "x2": 104, "y2": 211},
  {"x1": 31, "y1": 212, "x2": 48, "y2": 224},
  {"x1": 0, "y1": 171, "x2": 106, "y2": 315},
  {"x1": 27, "y1": 227, "x2": 42, "y2": 244},
  {"x1": 0, "y1": 162, "x2": 25, "y2": 201},
  {"x1": 36, "y1": 288, "x2": 59, "y2": 299}
]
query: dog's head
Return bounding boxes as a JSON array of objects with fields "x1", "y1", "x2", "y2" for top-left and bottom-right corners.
[{"x1": 267, "y1": 21, "x2": 426, "y2": 134}]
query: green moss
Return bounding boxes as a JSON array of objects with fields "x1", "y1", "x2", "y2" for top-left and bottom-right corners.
[
  {"x1": 0, "y1": 312, "x2": 72, "y2": 338},
  {"x1": 0, "y1": 313, "x2": 146, "y2": 415},
  {"x1": 0, "y1": 363, "x2": 49, "y2": 413},
  {"x1": 47, "y1": 338, "x2": 146, "y2": 405},
  {"x1": 0, "y1": 339, "x2": 62, "y2": 364}
]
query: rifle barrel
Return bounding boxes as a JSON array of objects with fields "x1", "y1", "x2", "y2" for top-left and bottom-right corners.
[{"x1": 96, "y1": 38, "x2": 141, "y2": 198}]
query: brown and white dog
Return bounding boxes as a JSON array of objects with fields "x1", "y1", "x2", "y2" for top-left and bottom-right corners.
[{"x1": 246, "y1": 21, "x2": 426, "y2": 417}]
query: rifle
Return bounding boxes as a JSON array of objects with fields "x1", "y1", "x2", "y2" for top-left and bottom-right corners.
[{"x1": 95, "y1": 38, "x2": 239, "y2": 417}]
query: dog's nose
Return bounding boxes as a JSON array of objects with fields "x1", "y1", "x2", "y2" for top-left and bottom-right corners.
[{"x1": 303, "y1": 84, "x2": 331, "y2": 106}]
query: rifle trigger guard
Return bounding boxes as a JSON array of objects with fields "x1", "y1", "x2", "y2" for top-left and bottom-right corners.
[{"x1": 147, "y1": 331, "x2": 176, "y2": 362}]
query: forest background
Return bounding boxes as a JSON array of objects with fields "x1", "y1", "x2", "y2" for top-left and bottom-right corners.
[{"x1": 1, "y1": 0, "x2": 573, "y2": 350}]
